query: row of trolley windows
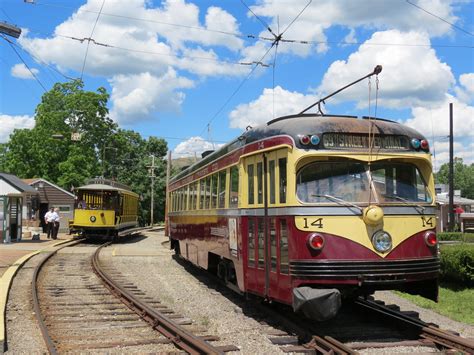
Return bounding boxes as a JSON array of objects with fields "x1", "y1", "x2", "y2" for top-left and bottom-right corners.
[
  {"x1": 171, "y1": 166, "x2": 239, "y2": 212},
  {"x1": 248, "y1": 218, "x2": 289, "y2": 274},
  {"x1": 247, "y1": 158, "x2": 287, "y2": 205}
]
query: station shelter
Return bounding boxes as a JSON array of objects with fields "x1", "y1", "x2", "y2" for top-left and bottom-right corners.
[
  {"x1": 0, "y1": 173, "x2": 38, "y2": 243},
  {"x1": 22, "y1": 178, "x2": 75, "y2": 233}
]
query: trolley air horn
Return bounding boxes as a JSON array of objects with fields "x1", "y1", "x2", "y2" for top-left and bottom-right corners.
[{"x1": 299, "y1": 65, "x2": 382, "y2": 115}]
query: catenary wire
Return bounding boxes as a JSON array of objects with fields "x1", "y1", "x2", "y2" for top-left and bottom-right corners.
[
  {"x1": 198, "y1": 41, "x2": 278, "y2": 137},
  {"x1": 1, "y1": 34, "x2": 47, "y2": 91},
  {"x1": 405, "y1": 0, "x2": 474, "y2": 37},
  {"x1": 80, "y1": 0, "x2": 105, "y2": 80}
]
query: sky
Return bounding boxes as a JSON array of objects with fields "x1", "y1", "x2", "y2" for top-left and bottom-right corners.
[{"x1": 0, "y1": 0, "x2": 473, "y2": 170}]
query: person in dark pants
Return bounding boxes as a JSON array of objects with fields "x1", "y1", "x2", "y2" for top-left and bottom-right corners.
[
  {"x1": 44, "y1": 207, "x2": 55, "y2": 239},
  {"x1": 52, "y1": 208, "x2": 60, "y2": 240}
]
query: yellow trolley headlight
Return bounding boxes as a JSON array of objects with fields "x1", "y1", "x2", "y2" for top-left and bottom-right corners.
[
  {"x1": 372, "y1": 230, "x2": 392, "y2": 253},
  {"x1": 90, "y1": 216, "x2": 96, "y2": 223}
]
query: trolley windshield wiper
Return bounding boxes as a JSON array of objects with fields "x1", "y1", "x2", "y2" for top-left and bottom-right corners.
[
  {"x1": 382, "y1": 194, "x2": 426, "y2": 213},
  {"x1": 311, "y1": 194, "x2": 363, "y2": 213}
]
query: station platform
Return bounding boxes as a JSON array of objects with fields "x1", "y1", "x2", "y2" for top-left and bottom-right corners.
[{"x1": 0, "y1": 233, "x2": 73, "y2": 278}]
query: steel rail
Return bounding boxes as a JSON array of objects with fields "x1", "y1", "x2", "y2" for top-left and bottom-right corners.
[
  {"x1": 355, "y1": 297, "x2": 474, "y2": 354},
  {"x1": 91, "y1": 241, "x2": 222, "y2": 355},
  {"x1": 32, "y1": 239, "x2": 84, "y2": 355}
]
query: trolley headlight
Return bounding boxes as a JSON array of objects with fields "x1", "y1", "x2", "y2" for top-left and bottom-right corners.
[
  {"x1": 372, "y1": 230, "x2": 392, "y2": 253},
  {"x1": 424, "y1": 231, "x2": 437, "y2": 247},
  {"x1": 307, "y1": 233, "x2": 325, "y2": 251},
  {"x1": 90, "y1": 216, "x2": 96, "y2": 223}
]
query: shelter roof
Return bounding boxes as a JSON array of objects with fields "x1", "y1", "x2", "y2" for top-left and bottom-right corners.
[{"x1": 0, "y1": 172, "x2": 38, "y2": 194}]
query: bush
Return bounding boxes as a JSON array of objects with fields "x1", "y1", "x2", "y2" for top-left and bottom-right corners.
[
  {"x1": 438, "y1": 232, "x2": 474, "y2": 243},
  {"x1": 439, "y1": 244, "x2": 474, "y2": 286},
  {"x1": 438, "y1": 232, "x2": 463, "y2": 241}
]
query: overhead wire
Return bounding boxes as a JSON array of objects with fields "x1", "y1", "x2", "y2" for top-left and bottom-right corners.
[
  {"x1": 28, "y1": 0, "x2": 252, "y2": 41},
  {"x1": 80, "y1": 0, "x2": 105, "y2": 80},
  {"x1": 56, "y1": 33, "x2": 271, "y2": 67},
  {"x1": 198, "y1": 42, "x2": 277, "y2": 137},
  {"x1": 1, "y1": 34, "x2": 47, "y2": 92},
  {"x1": 405, "y1": 0, "x2": 474, "y2": 37}
]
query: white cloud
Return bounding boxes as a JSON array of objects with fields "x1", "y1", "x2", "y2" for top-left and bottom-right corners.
[
  {"x1": 229, "y1": 86, "x2": 316, "y2": 129},
  {"x1": 19, "y1": 0, "x2": 242, "y2": 77},
  {"x1": 0, "y1": 114, "x2": 35, "y2": 143},
  {"x1": 454, "y1": 73, "x2": 474, "y2": 103},
  {"x1": 11, "y1": 63, "x2": 39, "y2": 79},
  {"x1": 173, "y1": 136, "x2": 224, "y2": 158},
  {"x1": 109, "y1": 69, "x2": 194, "y2": 124},
  {"x1": 404, "y1": 94, "x2": 474, "y2": 138},
  {"x1": 317, "y1": 30, "x2": 454, "y2": 109}
]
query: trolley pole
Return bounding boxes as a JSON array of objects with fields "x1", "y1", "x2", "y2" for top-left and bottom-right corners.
[
  {"x1": 448, "y1": 103, "x2": 454, "y2": 232},
  {"x1": 149, "y1": 155, "x2": 156, "y2": 226}
]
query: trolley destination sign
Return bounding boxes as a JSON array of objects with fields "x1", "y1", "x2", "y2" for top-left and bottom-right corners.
[{"x1": 322, "y1": 133, "x2": 410, "y2": 150}]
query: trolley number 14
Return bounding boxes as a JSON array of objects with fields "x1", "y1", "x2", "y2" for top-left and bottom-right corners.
[{"x1": 302, "y1": 217, "x2": 324, "y2": 229}]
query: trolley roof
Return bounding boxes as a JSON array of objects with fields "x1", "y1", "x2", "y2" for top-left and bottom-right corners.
[
  {"x1": 171, "y1": 114, "x2": 427, "y2": 183},
  {"x1": 76, "y1": 178, "x2": 138, "y2": 197}
]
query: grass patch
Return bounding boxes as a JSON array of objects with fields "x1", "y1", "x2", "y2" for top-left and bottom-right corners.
[{"x1": 396, "y1": 284, "x2": 474, "y2": 325}]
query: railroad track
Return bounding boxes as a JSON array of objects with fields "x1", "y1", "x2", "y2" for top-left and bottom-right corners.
[
  {"x1": 354, "y1": 297, "x2": 474, "y2": 354},
  {"x1": 32, "y1": 230, "x2": 236, "y2": 354},
  {"x1": 171, "y1": 249, "x2": 474, "y2": 354}
]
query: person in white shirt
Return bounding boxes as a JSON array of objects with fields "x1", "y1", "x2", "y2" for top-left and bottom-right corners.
[
  {"x1": 51, "y1": 208, "x2": 60, "y2": 240},
  {"x1": 44, "y1": 207, "x2": 55, "y2": 239}
]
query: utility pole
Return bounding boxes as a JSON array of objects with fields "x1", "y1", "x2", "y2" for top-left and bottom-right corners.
[
  {"x1": 448, "y1": 103, "x2": 455, "y2": 232},
  {"x1": 149, "y1": 155, "x2": 156, "y2": 226},
  {"x1": 164, "y1": 151, "x2": 171, "y2": 236}
]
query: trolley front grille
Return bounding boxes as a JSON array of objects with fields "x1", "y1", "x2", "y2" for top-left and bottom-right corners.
[{"x1": 290, "y1": 257, "x2": 440, "y2": 282}]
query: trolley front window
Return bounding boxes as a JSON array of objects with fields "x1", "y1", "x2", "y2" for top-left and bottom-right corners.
[{"x1": 296, "y1": 161, "x2": 431, "y2": 204}]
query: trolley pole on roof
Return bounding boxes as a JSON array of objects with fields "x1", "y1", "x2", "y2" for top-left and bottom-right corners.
[{"x1": 149, "y1": 155, "x2": 156, "y2": 226}]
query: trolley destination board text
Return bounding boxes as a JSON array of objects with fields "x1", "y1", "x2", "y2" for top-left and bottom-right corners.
[{"x1": 322, "y1": 133, "x2": 409, "y2": 150}]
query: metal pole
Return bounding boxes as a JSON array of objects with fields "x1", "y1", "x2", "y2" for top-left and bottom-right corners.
[
  {"x1": 164, "y1": 151, "x2": 171, "y2": 236},
  {"x1": 448, "y1": 103, "x2": 454, "y2": 232},
  {"x1": 150, "y1": 155, "x2": 155, "y2": 226}
]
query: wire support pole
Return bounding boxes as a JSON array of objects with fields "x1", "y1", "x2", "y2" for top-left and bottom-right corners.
[
  {"x1": 448, "y1": 103, "x2": 454, "y2": 232},
  {"x1": 300, "y1": 65, "x2": 382, "y2": 115},
  {"x1": 149, "y1": 154, "x2": 156, "y2": 227}
]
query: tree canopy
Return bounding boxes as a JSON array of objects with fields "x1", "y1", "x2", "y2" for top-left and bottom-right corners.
[
  {"x1": 436, "y1": 158, "x2": 474, "y2": 200},
  {"x1": 0, "y1": 80, "x2": 168, "y2": 224}
]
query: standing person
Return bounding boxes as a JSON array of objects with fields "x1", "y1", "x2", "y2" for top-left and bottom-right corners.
[
  {"x1": 52, "y1": 208, "x2": 60, "y2": 240},
  {"x1": 44, "y1": 207, "x2": 55, "y2": 239}
]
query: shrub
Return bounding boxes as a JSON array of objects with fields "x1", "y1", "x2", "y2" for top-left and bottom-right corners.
[
  {"x1": 439, "y1": 244, "x2": 474, "y2": 286},
  {"x1": 438, "y1": 232, "x2": 463, "y2": 241},
  {"x1": 438, "y1": 232, "x2": 474, "y2": 243}
]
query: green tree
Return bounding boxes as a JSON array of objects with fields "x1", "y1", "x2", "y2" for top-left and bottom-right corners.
[
  {"x1": 436, "y1": 158, "x2": 474, "y2": 199},
  {"x1": 2, "y1": 80, "x2": 169, "y2": 225},
  {"x1": 3, "y1": 80, "x2": 115, "y2": 186}
]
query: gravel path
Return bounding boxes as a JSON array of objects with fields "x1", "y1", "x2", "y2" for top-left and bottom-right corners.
[
  {"x1": 5, "y1": 253, "x2": 48, "y2": 353},
  {"x1": 102, "y1": 232, "x2": 287, "y2": 354}
]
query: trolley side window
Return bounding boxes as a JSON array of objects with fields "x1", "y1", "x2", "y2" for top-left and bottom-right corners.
[
  {"x1": 280, "y1": 219, "x2": 289, "y2": 274},
  {"x1": 218, "y1": 170, "x2": 226, "y2": 208},
  {"x1": 257, "y1": 218, "x2": 265, "y2": 268},
  {"x1": 248, "y1": 218, "x2": 255, "y2": 267},
  {"x1": 229, "y1": 166, "x2": 239, "y2": 208},
  {"x1": 270, "y1": 218, "x2": 277, "y2": 272},
  {"x1": 211, "y1": 173, "x2": 218, "y2": 209},
  {"x1": 199, "y1": 179, "x2": 205, "y2": 209},
  {"x1": 257, "y1": 161, "x2": 264, "y2": 205},
  {"x1": 279, "y1": 158, "x2": 287, "y2": 203},
  {"x1": 248, "y1": 164, "x2": 255, "y2": 205},
  {"x1": 269, "y1": 160, "x2": 276, "y2": 204}
]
